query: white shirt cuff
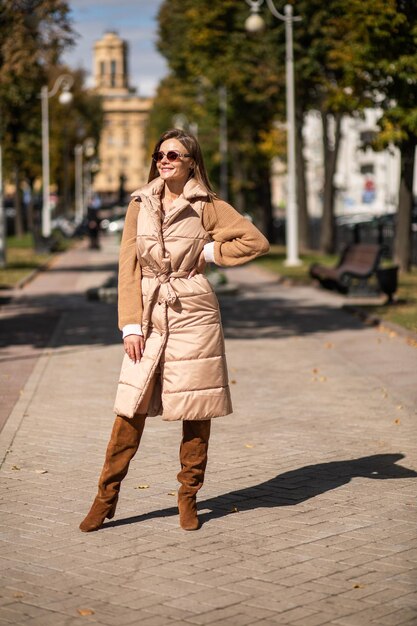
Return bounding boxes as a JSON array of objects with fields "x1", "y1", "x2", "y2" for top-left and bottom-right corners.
[
  {"x1": 122, "y1": 324, "x2": 143, "y2": 338},
  {"x1": 203, "y1": 241, "x2": 216, "y2": 263}
]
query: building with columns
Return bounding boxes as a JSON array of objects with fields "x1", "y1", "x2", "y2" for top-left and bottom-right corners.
[{"x1": 92, "y1": 31, "x2": 152, "y2": 201}]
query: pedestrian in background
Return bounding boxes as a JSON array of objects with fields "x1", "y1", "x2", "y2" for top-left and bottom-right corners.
[
  {"x1": 79, "y1": 128, "x2": 269, "y2": 532},
  {"x1": 86, "y1": 194, "x2": 102, "y2": 249}
]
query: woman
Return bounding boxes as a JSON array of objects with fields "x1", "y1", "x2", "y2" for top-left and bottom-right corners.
[{"x1": 80, "y1": 129, "x2": 269, "y2": 533}]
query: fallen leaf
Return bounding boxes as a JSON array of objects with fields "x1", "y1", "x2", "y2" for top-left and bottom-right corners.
[
  {"x1": 319, "y1": 376, "x2": 327, "y2": 382},
  {"x1": 167, "y1": 491, "x2": 176, "y2": 496},
  {"x1": 396, "y1": 405, "x2": 403, "y2": 410},
  {"x1": 353, "y1": 583, "x2": 365, "y2": 589},
  {"x1": 324, "y1": 342, "x2": 334, "y2": 349},
  {"x1": 11, "y1": 465, "x2": 21, "y2": 471},
  {"x1": 245, "y1": 444, "x2": 254, "y2": 448},
  {"x1": 394, "y1": 418, "x2": 401, "y2": 425},
  {"x1": 230, "y1": 506, "x2": 239, "y2": 513},
  {"x1": 77, "y1": 608, "x2": 95, "y2": 616},
  {"x1": 230, "y1": 379, "x2": 236, "y2": 384},
  {"x1": 135, "y1": 484, "x2": 149, "y2": 489},
  {"x1": 406, "y1": 338, "x2": 417, "y2": 348},
  {"x1": 312, "y1": 368, "x2": 319, "y2": 374},
  {"x1": 35, "y1": 469, "x2": 48, "y2": 474},
  {"x1": 13, "y1": 592, "x2": 24, "y2": 598}
]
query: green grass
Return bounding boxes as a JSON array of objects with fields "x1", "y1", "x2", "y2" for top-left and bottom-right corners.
[
  {"x1": 254, "y1": 245, "x2": 338, "y2": 284},
  {"x1": 360, "y1": 270, "x2": 417, "y2": 334},
  {"x1": 0, "y1": 231, "x2": 73, "y2": 289},
  {"x1": 255, "y1": 245, "x2": 417, "y2": 334}
]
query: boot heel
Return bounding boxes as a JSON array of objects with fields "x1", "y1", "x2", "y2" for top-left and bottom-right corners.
[
  {"x1": 106, "y1": 501, "x2": 117, "y2": 520},
  {"x1": 79, "y1": 497, "x2": 118, "y2": 532}
]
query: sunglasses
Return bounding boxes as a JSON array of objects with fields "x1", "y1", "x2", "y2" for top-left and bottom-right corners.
[{"x1": 152, "y1": 150, "x2": 191, "y2": 162}]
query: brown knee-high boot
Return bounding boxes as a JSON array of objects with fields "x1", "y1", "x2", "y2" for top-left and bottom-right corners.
[
  {"x1": 177, "y1": 419, "x2": 211, "y2": 531},
  {"x1": 79, "y1": 414, "x2": 146, "y2": 532}
]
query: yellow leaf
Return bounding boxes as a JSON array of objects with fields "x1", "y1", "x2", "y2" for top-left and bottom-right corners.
[
  {"x1": 136, "y1": 484, "x2": 150, "y2": 489},
  {"x1": 394, "y1": 418, "x2": 401, "y2": 425},
  {"x1": 319, "y1": 376, "x2": 327, "y2": 382},
  {"x1": 353, "y1": 583, "x2": 365, "y2": 589},
  {"x1": 77, "y1": 608, "x2": 95, "y2": 616},
  {"x1": 245, "y1": 444, "x2": 254, "y2": 448},
  {"x1": 396, "y1": 405, "x2": 403, "y2": 410}
]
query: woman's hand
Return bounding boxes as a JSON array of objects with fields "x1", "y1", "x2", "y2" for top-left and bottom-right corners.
[
  {"x1": 123, "y1": 334, "x2": 144, "y2": 363},
  {"x1": 188, "y1": 250, "x2": 206, "y2": 279}
]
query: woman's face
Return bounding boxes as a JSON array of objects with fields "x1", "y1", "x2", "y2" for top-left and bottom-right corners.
[{"x1": 156, "y1": 138, "x2": 193, "y2": 186}]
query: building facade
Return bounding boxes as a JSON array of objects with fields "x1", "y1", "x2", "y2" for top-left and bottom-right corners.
[
  {"x1": 92, "y1": 32, "x2": 152, "y2": 201},
  {"x1": 272, "y1": 109, "x2": 409, "y2": 220}
]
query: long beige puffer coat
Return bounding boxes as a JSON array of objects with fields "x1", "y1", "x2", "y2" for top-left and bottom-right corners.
[{"x1": 113, "y1": 177, "x2": 269, "y2": 421}]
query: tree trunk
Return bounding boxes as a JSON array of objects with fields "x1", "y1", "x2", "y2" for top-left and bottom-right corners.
[
  {"x1": 230, "y1": 143, "x2": 245, "y2": 214},
  {"x1": 26, "y1": 178, "x2": 35, "y2": 233},
  {"x1": 296, "y1": 109, "x2": 310, "y2": 251},
  {"x1": 258, "y1": 171, "x2": 274, "y2": 242},
  {"x1": 394, "y1": 140, "x2": 415, "y2": 272},
  {"x1": 13, "y1": 165, "x2": 24, "y2": 237},
  {"x1": 320, "y1": 112, "x2": 342, "y2": 253}
]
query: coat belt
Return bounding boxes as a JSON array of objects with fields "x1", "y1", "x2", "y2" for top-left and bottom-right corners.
[{"x1": 141, "y1": 267, "x2": 190, "y2": 338}]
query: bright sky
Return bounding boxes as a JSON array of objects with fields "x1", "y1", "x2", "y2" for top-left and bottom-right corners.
[{"x1": 63, "y1": 0, "x2": 168, "y2": 97}]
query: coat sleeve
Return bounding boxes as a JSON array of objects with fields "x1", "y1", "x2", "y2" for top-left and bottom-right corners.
[
  {"x1": 118, "y1": 198, "x2": 143, "y2": 330},
  {"x1": 202, "y1": 199, "x2": 270, "y2": 267}
]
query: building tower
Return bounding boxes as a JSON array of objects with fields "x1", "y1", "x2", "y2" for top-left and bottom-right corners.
[
  {"x1": 94, "y1": 31, "x2": 130, "y2": 94},
  {"x1": 92, "y1": 32, "x2": 152, "y2": 201}
]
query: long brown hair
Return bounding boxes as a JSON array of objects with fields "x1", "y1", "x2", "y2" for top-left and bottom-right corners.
[{"x1": 148, "y1": 129, "x2": 217, "y2": 198}]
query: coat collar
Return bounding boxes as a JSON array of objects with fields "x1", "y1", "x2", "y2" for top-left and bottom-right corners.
[{"x1": 131, "y1": 176, "x2": 209, "y2": 202}]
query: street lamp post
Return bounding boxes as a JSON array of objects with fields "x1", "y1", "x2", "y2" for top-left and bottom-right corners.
[
  {"x1": 245, "y1": 0, "x2": 301, "y2": 266},
  {"x1": 74, "y1": 144, "x2": 84, "y2": 224},
  {"x1": 40, "y1": 74, "x2": 73, "y2": 239}
]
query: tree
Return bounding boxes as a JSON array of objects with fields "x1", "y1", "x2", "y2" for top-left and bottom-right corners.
[
  {"x1": 48, "y1": 66, "x2": 103, "y2": 214},
  {"x1": 318, "y1": 0, "x2": 416, "y2": 269},
  {"x1": 156, "y1": 0, "x2": 285, "y2": 238},
  {"x1": 0, "y1": 0, "x2": 74, "y2": 235}
]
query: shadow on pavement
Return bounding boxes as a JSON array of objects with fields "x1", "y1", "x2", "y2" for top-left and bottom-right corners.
[
  {"x1": 105, "y1": 453, "x2": 416, "y2": 530},
  {"x1": 219, "y1": 293, "x2": 363, "y2": 339},
  {"x1": 0, "y1": 298, "x2": 119, "y2": 351}
]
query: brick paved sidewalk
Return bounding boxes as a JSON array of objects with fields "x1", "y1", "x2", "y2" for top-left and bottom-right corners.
[
  {"x1": 0, "y1": 242, "x2": 416, "y2": 626},
  {"x1": 0, "y1": 237, "x2": 119, "y2": 433}
]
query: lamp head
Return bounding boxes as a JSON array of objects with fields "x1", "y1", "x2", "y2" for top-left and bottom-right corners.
[
  {"x1": 59, "y1": 89, "x2": 73, "y2": 105},
  {"x1": 245, "y1": 12, "x2": 265, "y2": 33}
]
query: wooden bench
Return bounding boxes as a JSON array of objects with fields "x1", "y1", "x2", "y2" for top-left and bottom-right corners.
[{"x1": 309, "y1": 243, "x2": 384, "y2": 294}]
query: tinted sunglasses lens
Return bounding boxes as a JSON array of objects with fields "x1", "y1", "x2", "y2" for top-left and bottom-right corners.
[
  {"x1": 167, "y1": 151, "x2": 180, "y2": 161},
  {"x1": 152, "y1": 151, "x2": 181, "y2": 162}
]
